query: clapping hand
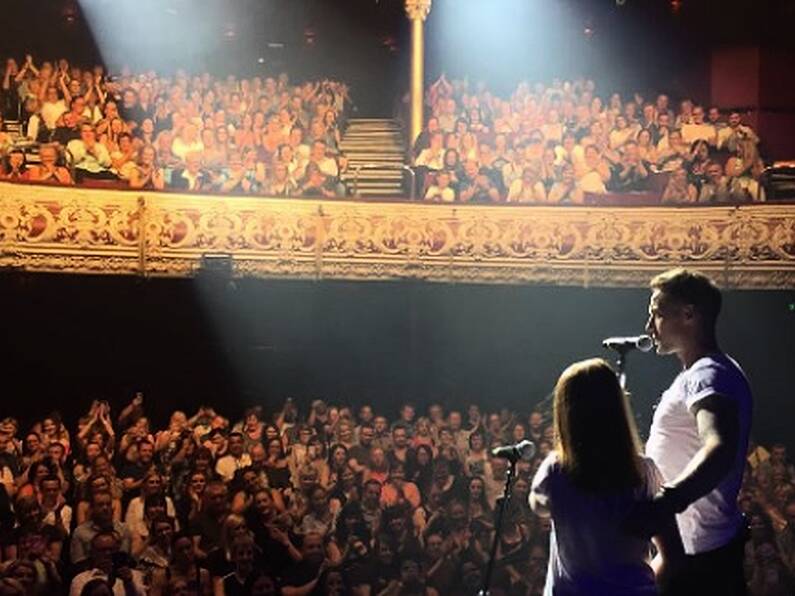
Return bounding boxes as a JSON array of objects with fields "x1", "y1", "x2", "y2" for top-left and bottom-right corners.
[{"x1": 267, "y1": 524, "x2": 290, "y2": 546}]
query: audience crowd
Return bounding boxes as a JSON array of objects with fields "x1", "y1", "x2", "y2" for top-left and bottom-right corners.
[
  {"x1": 0, "y1": 55, "x2": 350, "y2": 197},
  {"x1": 0, "y1": 392, "x2": 791, "y2": 595},
  {"x1": 0, "y1": 56, "x2": 771, "y2": 204},
  {"x1": 414, "y1": 75, "x2": 766, "y2": 203}
]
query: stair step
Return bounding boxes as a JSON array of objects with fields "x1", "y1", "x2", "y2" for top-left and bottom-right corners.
[
  {"x1": 343, "y1": 145, "x2": 404, "y2": 150},
  {"x1": 346, "y1": 123, "x2": 401, "y2": 129},
  {"x1": 342, "y1": 137, "x2": 403, "y2": 143},
  {"x1": 345, "y1": 128, "x2": 403, "y2": 133},
  {"x1": 343, "y1": 173, "x2": 405, "y2": 181},
  {"x1": 347, "y1": 155, "x2": 404, "y2": 159},
  {"x1": 347, "y1": 160, "x2": 405, "y2": 165},
  {"x1": 355, "y1": 193, "x2": 405, "y2": 198},
  {"x1": 341, "y1": 144, "x2": 404, "y2": 150},
  {"x1": 341, "y1": 136, "x2": 404, "y2": 142},
  {"x1": 340, "y1": 118, "x2": 408, "y2": 196},
  {"x1": 345, "y1": 150, "x2": 405, "y2": 156},
  {"x1": 346, "y1": 127, "x2": 401, "y2": 131}
]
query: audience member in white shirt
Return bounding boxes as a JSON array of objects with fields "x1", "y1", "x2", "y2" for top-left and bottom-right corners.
[
  {"x1": 215, "y1": 433, "x2": 252, "y2": 482},
  {"x1": 424, "y1": 170, "x2": 456, "y2": 202}
]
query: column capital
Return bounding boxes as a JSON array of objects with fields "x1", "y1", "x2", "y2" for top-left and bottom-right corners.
[{"x1": 405, "y1": 0, "x2": 432, "y2": 21}]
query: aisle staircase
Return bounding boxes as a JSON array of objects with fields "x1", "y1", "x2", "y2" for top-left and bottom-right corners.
[{"x1": 340, "y1": 118, "x2": 408, "y2": 198}]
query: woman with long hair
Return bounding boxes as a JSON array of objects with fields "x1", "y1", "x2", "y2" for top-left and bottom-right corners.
[
  {"x1": 530, "y1": 358, "x2": 684, "y2": 594},
  {"x1": 129, "y1": 144, "x2": 165, "y2": 190},
  {"x1": 150, "y1": 531, "x2": 212, "y2": 596},
  {"x1": 262, "y1": 437, "x2": 291, "y2": 491},
  {"x1": 411, "y1": 444, "x2": 435, "y2": 497}
]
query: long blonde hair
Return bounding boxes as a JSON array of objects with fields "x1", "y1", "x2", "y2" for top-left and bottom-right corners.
[{"x1": 554, "y1": 358, "x2": 643, "y2": 492}]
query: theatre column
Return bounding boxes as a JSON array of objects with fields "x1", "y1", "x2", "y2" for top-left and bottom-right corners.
[{"x1": 405, "y1": 0, "x2": 432, "y2": 146}]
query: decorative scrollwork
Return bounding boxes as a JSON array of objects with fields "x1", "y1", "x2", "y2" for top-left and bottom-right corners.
[
  {"x1": 1, "y1": 182, "x2": 794, "y2": 289},
  {"x1": 405, "y1": 0, "x2": 432, "y2": 21}
]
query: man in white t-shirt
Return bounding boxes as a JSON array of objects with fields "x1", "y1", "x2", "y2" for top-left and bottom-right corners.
[
  {"x1": 41, "y1": 86, "x2": 68, "y2": 131},
  {"x1": 215, "y1": 432, "x2": 251, "y2": 482},
  {"x1": 642, "y1": 268, "x2": 752, "y2": 595},
  {"x1": 69, "y1": 532, "x2": 146, "y2": 596}
]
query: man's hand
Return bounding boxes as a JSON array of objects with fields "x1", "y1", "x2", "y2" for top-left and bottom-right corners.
[
  {"x1": 267, "y1": 524, "x2": 290, "y2": 546},
  {"x1": 623, "y1": 491, "x2": 678, "y2": 539},
  {"x1": 117, "y1": 564, "x2": 134, "y2": 585}
]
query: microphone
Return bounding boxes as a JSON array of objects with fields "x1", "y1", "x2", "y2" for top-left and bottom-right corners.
[
  {"x1": 491, "y1": 440, "x2": 536, "y2": 463},
  {"x1": 602, "y1": 335, "x2": 654, "y2": 353}
]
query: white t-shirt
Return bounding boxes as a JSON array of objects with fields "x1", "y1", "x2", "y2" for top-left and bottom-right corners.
[
  {"x1": 579, "y1": 170, "x2": 607, "y2": 194},
  {"x1": 41, "y1": 100, "x2": 67, "y2": 130},
  {"x1": 70, "y1": 568, "x2": 146, "y2": 596},
  {"x1": 506, "y1": 179, "x2": 547, "y2": 203},
  {"x1": 424, "y1": 185, "x2": 456, "y2": 202},
  {"x1": 215, "y1": 453, "x2": 252, "y2": 482},
  {"x1": 646, "y1": 353, "x2": 752, "y2": 555},
  {"x1": 171, "y1": 138, "x2": 204, "y2": 162},
  {"x1": 531, "y1": 452, "x2": 662, "y2": 596},
  {"x1": 681, "y1": 123, "x2": 717, "y2": 145}
]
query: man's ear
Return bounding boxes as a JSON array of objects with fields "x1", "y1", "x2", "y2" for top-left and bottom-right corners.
[{"x1": 681, "y1": 303, "x2": 696, "y2": 322}]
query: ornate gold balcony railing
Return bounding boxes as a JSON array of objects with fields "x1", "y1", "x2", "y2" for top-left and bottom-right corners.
[{"x1": 1, "y1": 181, "x2": 794, "y2": 289}]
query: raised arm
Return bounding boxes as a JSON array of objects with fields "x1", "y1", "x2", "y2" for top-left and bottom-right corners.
[{"x1": 59, "y1": 72, "x2": 73, "y2": 104}]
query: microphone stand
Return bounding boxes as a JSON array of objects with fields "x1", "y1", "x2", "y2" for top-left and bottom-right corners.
[
  {"x1": 613, "y1": 346, "x2": 631, "y2": 391},
  {"x1": 479, "y1": 458, "x2": 517, "y2": 596}
]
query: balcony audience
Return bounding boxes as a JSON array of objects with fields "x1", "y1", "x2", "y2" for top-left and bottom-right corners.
[
  {"x1": 0, "y1": 55, "x2": 771, "y2": 203},
  {"x1": 416, "y1": 74, "x2": 767, "y2": 204}
]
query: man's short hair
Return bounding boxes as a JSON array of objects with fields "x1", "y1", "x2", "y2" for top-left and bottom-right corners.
[
  {"x1": 90, "y1": 530, "x2": 119, "y2": 550},
  {"x1": 91, "y1": 490, "x2": 112, "y2": 505},
  {"x1": 650, "y1": 268, "x2": 722, "y2": 328},
  {"x1": 364, "y1": 478, "x2": 382, "y2": 490}
]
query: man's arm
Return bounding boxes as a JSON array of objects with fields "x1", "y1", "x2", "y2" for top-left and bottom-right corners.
[
  {"x1": 662, "y1": 394, "x2": 740, "y2": 511},
  {"x1": 651, "y1": 514, "x2": 685, "y2": 587}
]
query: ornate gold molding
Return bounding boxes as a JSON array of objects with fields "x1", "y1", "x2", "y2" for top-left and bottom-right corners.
[
  {"x1": 1, "y1": 182, "x2": 794, "y2": 289},
  {"x1": 405, "y1": 0, "x2": 432, "y2": 21}
]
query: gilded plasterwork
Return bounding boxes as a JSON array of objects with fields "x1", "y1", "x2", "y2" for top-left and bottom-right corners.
[{"x1": 1, "y1": 183, "x2": 793, "y2": 289}]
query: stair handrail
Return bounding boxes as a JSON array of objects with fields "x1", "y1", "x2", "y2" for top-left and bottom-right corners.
[{"x1": 352, "y1": 163, "x2": 416, "y2": 200}]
